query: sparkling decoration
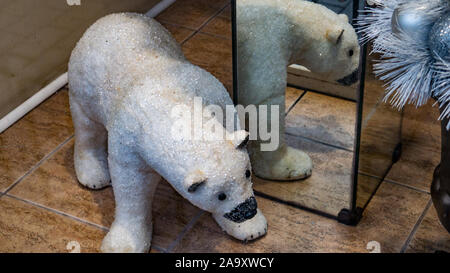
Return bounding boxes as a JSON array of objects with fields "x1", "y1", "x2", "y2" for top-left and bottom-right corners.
[
  {"x1": 391, "y1": 2, "x2": 440, "y2": 42},
  {"x1": 357, "y1": 0, "x2": 450, "y2": 128},
  {"x1": 429, "y1": 13, "x2": 450, "y2": 61}
]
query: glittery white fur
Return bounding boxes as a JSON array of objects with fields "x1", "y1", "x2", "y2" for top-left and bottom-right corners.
[
  {"x1": 237, "y1": 0, "x2": 360, "y2": 180},
  {"x1": 68, "y1": 13, "x2": 267, "y2": 253}
]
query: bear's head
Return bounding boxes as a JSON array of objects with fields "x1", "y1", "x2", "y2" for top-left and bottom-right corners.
[
  {"x1": 182, "y1": 131, "x2": 254, "y2": 219},
  {"x1": 178, "y1": 130, "x2": 267, "y2": 240},
  {"x1": 291, "y1": 12, "x2": 360, "y2": 86}
]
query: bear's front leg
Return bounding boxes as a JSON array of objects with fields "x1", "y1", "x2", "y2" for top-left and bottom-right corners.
[
  {"x1": 248, "y1": 93, "x2": 312, "y2": 181},
  {"x1": 239, "y1": 76, "x2": 312, "y2": 181},
  {"x1": 101, "y1": 149, "x2": 160, "y2": 253},
  {"x1": 238, "y1": 40, "x2": 313, "y2": 181},
  {"x1": 70, "y1": 97, "x2": 111, "y2": 190}
]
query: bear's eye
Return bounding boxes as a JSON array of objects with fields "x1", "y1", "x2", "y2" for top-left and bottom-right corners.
[
  {"x1": 348, "y1": 49, "x2": 354, "y2": 57},
  {"x1": 218, "y1": 193, "x2": 227, "y2": 201},
  {"x1": 245, "y1": 169, "x2": 251, "y2": 179}
]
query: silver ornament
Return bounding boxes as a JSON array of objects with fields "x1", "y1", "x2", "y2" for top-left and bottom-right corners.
[
  {"x1": 429, "y1": 13, "x2": 450, "y2": 61},
  {"x1": 391, "y1": 1, "x2": 444, "y2": 43}
]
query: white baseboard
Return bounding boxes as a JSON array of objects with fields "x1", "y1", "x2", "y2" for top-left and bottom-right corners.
[
  {"x1": 145, "y1": 0, "x2": 176, "y2": 17},
  {"x1": 0, "y1": 0, "x2": 176, "y2": 134}
]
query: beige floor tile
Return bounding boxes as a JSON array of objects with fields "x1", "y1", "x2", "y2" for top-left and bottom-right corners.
[
  {"x1": 182, "y1": 32, "x2": 233, "y2": 96},
  {"x1": 8, "y1": 139, "x2": 115, "y2": 228},
  {"x1": 286, "y1": 92, "x2": 356, "y2": 150},
  {"x1": 385, "y1": 101, "x2": 441, "y2": 192},
  {"x1": 358, "y1": 105, "x2": 402, "y2": 179},
  {"x1": 253, "y1": 134, "x2": 353, "y2": 216},
  {"x1": 156, "y1": 0, "x2": 229, "y2": 30},
  {"x1": 354, "y1": 58, "x2": 402, "y2": 178},
  {"x1": 0, "y1": 195, "x2": 106, "y2": 253},
  {"x1": 200, "y1": 5, "x2": 231, "y2": 38},
  {"x1": 285, "y1": 87, "x2": 305, "y2": 112},
  {"x1": 406, "y1": 204, "x2": 450, "y2": 253},
  {"x1": 8, "y1": 138, "x2": 201, "y2": 251},
  {"x1": 355, "y1": 173, "x2": 381, "y2": 209},
  {"x1": 160, "y1": 22, "x2": 195, "y2": 44},
  {"x1": 221, "y1": 4, "x2": 231, "y2": 18},
  {"x1": 172, "y1": 182, "x2": 429, "y2": 253},
  {"x1": 385, "y1": 141, "x2": 440, "y2": 193},
  {"x1": 402, "y1": 101, "x2": 441, "y2": 150},
  {"x1": 0, "y1": 89, "x2": 73, "y2": 192}
]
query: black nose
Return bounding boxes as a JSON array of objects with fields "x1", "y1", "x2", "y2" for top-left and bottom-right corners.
[
  {"x1": 337, "y1": 69, "x2": 359, "y2": 86},
  {"x1": 223, "y1": 197, "x2": 257, "y2": 223}
]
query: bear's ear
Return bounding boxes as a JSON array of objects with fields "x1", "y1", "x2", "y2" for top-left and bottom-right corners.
[
  {"x1": 185, "y1": 169, "x2": 207, "y2": 193},
  {"x1": 232, "y1": 130, "x2": 249, "y2": 149},
  {"x1": 327, "y1": 28, "x2": 345, "y2": 45}
]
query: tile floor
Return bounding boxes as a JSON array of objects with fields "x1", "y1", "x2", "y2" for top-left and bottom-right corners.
[{"x1": 0, "y1": 0, "x2": 449, "y2": 253}]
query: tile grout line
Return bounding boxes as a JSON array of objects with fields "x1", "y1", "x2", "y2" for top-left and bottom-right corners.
[
  {"x1": 286, "y1": 91, "x2": 307, "y2": 116},
  {"x1": 7, "y1": 192, "x2": 193, "y2": 253},
  {"x1": 400, "y1": 198, "x2": 433, "y2": 253},
  {"x1": 5, "y1": 190, "x2": 190, "y2": 253},
  {"x1": 360, "y1": 171, "x2": 431, "y2": 195},
  {"x1": 180, "y1": 3, "x2": 230, "y2": 46},
  {"x1": 186, "y1": 29, "x2": 231, "y2": 43},
  {"x1": 286, "y1": 83, "x2": 357, "y2": 103},
  {"x1": 157, "y1": 20, "x2": 198, "y2": 32},
  {"x1": 4, "y1": 193, "x2": 109, "y2": 232},
  {"x1": 358, "y1": 171, "x2": 383, "y2": 181},
  {"x1": 156, "y1": 20, "x2": 199, "y2": 45},
  {"x1": 158, "y1": 19, "x2": 231, "y2": 41},
  {"x1": 4, "y1": 134, "x2": 74, "y2": 194},
  {"x1": 285, "y1": 132, "x2": 354, "y2": 153},
  {"x1": 151, "y1": 244, "x2": 168, "y2": 253},
  {"x1": 254, "y1": 190, "x2": 338, "y2": 221},
  {"x1": 196, "y1": 3, "x2": 230, "y2": 32},
  {"x1": 165, "y1": 210, "x2": 205, "y2": 252},
  {"x1": 383, "y1": 179, "x2": 431, "y2": 195},
  {"x1": 197, "y1": 30, "x2": 230, "y2": 41}
]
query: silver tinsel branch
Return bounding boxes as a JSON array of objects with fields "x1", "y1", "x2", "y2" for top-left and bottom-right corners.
[
  {"x1": 356, "y1": 0, "x2": 450, "y2": 127},
  {"x1": 433, "y1": 58, "x2": 450, "y2": 128}
]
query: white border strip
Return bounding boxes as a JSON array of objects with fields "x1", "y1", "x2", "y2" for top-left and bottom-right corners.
[
  {"x1": 145, "y1": 0, "x2": 176, "y2": 18},
  {"x1": 0, "y1": 0, "x2": 176, "y2": 134}
]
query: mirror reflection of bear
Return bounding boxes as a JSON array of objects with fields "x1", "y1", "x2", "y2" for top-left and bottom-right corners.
[
  {"x1": 69, "y1": 13, "x2": 267, "y2": 253},
  {"x1": 237, "y1": 0, "x2": 361, "y2": 181}
]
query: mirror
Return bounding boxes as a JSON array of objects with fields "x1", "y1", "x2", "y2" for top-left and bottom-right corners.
[
  {"x1": 233, "y1": 0, "x2": 403, "y2": 220},
  {"x1": 353, "y1": 46, "x2": 403, "y2": 212}
]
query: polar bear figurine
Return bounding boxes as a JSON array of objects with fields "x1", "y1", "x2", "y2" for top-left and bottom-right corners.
[
  {"x1": 237, "y1": 0, "x2": 360, "y2": 181},
  {"x1": 68, "y1": 13, "x2": 267, "y2": 253}
]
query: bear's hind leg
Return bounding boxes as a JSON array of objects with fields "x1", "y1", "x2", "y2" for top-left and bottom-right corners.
[
  {"x1": 101, "y1": 150, "x2": 160, "y2": 253},
  {"x1": 70, "y1": 97, "x2": 111, "y2": 190}
]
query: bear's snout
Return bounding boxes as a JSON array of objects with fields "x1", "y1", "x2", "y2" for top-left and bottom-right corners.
[
  {"x1": 223, "y1": 196, "x2": 258, "y2": 223},
  {"x1": 337, "y1": 69, "x2": 359, "y2": 86}
]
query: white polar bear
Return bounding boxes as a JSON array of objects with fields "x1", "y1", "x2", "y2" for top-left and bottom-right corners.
[
  {"x1": 68, "y1": 13, "x2": 267, "y2": 253},
  {"x1": 237, "y1": 0, "x2": 360, "y2": 181}
]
